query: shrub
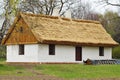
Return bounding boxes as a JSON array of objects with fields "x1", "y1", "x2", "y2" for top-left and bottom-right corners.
[
  {"x1": 112, "y1": 46, "x2": 120, "y2": 59},
  {"x1": 0, "y1": 45, "x2": 6, "y2": 59}
]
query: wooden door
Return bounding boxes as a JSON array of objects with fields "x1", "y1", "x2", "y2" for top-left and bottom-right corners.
[{"x1": 76, "y1": 47, "x2": 82, "y2": 61}]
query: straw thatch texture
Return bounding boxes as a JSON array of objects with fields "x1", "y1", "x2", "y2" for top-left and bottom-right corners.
[
  {"x1": 2, "y1": 12, "x2": 118, "y2": 46},
  {"x1": 20, "y1": 13, "x2": 118, "y2": 46}
]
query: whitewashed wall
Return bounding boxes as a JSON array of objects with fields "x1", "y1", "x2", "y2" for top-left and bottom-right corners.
[
  {"x1": 38, "y1": 45, "x2": 112, "y2": 63},
  {"x1": 38, "y1": 44, "x2": 75, "y2": 63},
  {"x1": 7, "y1": 44, "x2": 112, "y2": 63},
  {"x1": 82, "y1": 47, "x2": 112, "y2": 61},
  {"x1": 7, "y1": 44, "x2": 39, "y2": 62}
]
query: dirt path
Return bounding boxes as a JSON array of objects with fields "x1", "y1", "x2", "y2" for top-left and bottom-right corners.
[
  {"x1": 0, "y1": 75, "x2": 65, "y2": 80},
  {"x1": 0, "y1": 75, "x2": 120, "y2": 80}
]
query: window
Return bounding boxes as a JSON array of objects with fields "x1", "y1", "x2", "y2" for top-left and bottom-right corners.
[
  {"x1": 99, "y1": 47, "x2": 104, "y2": 56},
  {"x1": 19, "y1": 27, "x2": 23, "y2": 33},
  {"x1": 19, "y1": 45, "x2": 24, "y2": 55},
  {"x1": 49, "y1": 44, "x2": 55, "y2": 55}
]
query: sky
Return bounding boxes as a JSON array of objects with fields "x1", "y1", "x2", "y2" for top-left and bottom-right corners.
[
  {"x1": 85, "y1": 0, "x2": 119, "y2": 14},
  {"x1": 0, "y1": 0, "x2": 4, "y2": 14}
]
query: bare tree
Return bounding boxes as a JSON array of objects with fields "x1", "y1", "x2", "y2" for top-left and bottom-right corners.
[
  {"x1": 98, "y1": 0, "x2": 120, "y2": 13},
  {"x1": 99, "y1": 0, "x2": 120, "y2": 7},
  {"x1": 19, "y1": 0, "x2": 74, "y2": 16},
  {"x1": 0, "y1": 0, "x2": 19, "y2": 43},
  {"x1": 71, "y1": 1, "x2": 99, "y2": 20},
  {"x1": 0, "y1": 0, "x2": 12, "y2": 42}
]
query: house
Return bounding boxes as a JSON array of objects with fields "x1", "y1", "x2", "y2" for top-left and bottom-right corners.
[{"x1": 2, "y1": 12, "x2": 118, "y2": 63}]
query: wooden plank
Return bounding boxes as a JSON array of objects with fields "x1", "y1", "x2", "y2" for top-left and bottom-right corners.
[{"x1": 5, "y1": 18, "x2": 38, "y2": 45}]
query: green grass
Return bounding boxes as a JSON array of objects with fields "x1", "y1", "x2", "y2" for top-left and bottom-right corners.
[
  {"x1": 0, "y1": 58, "x2": 6, "y2": 64},
  {"x1": 0, "y1": 59, "x2": 120, "y2": 79},
  {"x1": 0, "y1": 60, "x2": 34, "y2": 76},
  {"x1": 0, "y1": 64, "x2": 24, "y2": 75},
  {"x1": 35, "y1": 64, "x2": 120, "y2": 79}
]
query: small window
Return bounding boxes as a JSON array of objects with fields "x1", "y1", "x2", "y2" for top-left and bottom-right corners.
[
  {"x1": 99, "y1": 47, "x2": 104, "y2": 56},
  {"x1": 20, "y1": 27, "x2": 23, "y2": 32},
  {"x1": 49, "y1": 44, "x2": 55, "y2": 55},
  {"x1": 19, "y1": 45, "x2": 24, "y2": 55}
]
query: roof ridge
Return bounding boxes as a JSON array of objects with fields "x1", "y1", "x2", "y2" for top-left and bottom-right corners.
[
  {"x1": 20, "y1": 12, "x2": 59, "y2": 19},
  {"x1": 72, "y1": 19, "x2": 100, "y2": 24},
  {"x1": 20, "y1": 12, "x2": 100, "y2": 24}
]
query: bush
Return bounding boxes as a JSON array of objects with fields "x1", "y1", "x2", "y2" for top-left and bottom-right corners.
[
  {"x1": 112, "y1": 46, "x2": 120, "y2": 59},
  {"x1": 0, "y1": 45, "x2": 6, "y2": 59}
]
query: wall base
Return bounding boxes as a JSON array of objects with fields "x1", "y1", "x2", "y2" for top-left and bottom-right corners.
[{"x1": 7, "y1": 62, "x2": 82, "y2": 64}]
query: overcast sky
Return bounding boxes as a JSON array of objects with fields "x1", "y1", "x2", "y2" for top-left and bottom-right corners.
[
  {"x1": 85, "y1": 0, "x2": 119, "y2": 14},
  {"x1": 0, "y1": 0, "x2": 119, "y2": 14}
]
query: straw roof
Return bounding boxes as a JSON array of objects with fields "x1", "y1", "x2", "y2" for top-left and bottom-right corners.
[{"x1": 2, "y1": 12, "x2": 119, "y2": 46}]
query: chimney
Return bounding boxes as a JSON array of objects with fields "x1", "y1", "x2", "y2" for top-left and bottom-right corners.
[
  {"x1": 52, "y1": 8, "x2": 59, "y2": 16},
  {"x1": 52, "y1": 8, "x2": 71, "y2": 18},
  {"x1": 64, "y1": 9, "x2": 71, "y2": 18}
]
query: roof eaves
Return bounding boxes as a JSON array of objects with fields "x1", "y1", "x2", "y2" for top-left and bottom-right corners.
[{"x1": 39, "y1": 39, "x2": 119, "y2": 47}]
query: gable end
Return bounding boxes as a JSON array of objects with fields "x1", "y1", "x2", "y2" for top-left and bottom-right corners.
[{"x1": 2, "y1": 15, "x2": 38, "y2": 45}]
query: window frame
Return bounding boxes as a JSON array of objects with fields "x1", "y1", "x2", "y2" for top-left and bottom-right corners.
[
  {"x1": 49, "y1": 44, "x2": 55, "y2": 55},
  {"x1": 19, "y1": 44, "x2": 24, "y2": 55},
  {"x1": 99, "y1": 46, "x2": 104, "y2": 56}
]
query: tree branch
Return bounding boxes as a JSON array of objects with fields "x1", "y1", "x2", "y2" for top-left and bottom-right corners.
[
  {"x1": 104, "y1": 0, "x2": 120, "y2": 7},
  {"x1": 106, "y1": 2, "x2": 120, "y2": 6},
  {"x1": 59, "y1": 0, "x2": 64, "y2": 13}
]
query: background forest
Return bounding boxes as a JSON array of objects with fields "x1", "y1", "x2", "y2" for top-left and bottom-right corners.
[{"x1": 0, "y1": 0, "x2": 120, "y2": 59}]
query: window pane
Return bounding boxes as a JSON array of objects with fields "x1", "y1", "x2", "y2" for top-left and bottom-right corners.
[
  {"x1": 49, "y1": 44, "x2": 55, "y2": 55},
  {"x1": 99, "y1": 47, "x2": 104, "y2": 56},
  {"x1": 19, "y1": 45, "x2": 24, "y2": 55}
]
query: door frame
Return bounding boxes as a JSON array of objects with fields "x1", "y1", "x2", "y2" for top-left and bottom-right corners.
[{"x1": 75, "y1": 46, "x2": 82, "y2": 61}]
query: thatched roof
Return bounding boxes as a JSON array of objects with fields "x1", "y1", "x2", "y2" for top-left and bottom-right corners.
[{"x1": 2, "y1": 12, "x2": 119, "y2": 46}]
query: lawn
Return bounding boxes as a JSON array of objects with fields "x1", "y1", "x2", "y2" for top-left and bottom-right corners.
[
  {"x1": 0, "y1": 60, "x2": 34, "y2": 76},
  {"x1": 35, "y1": 64, "x2": 120, "y2": 79},
  {"x1": 0, "y1": 60, "x2": 120, "y2": 79}
]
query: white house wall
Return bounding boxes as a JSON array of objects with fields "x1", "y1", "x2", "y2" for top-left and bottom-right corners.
[
  {"x1": 38, "y1": 44, "x2": 75, "y2": 63},
  {"x1": 104, "y1": 47, "x2": 112, "y2": 59},
  {"x1": 82, "y1": 47, "x2": 112, "y2": 61},
  {"x1": 7, "y1": 44, "x2": 112, "y2": 63},
  {"x1": 38, "y1": 45, "x2": 112, "y2": 63},
  {"x1": 7, "y1": 44, "x2": 39, "y2": 62}
]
